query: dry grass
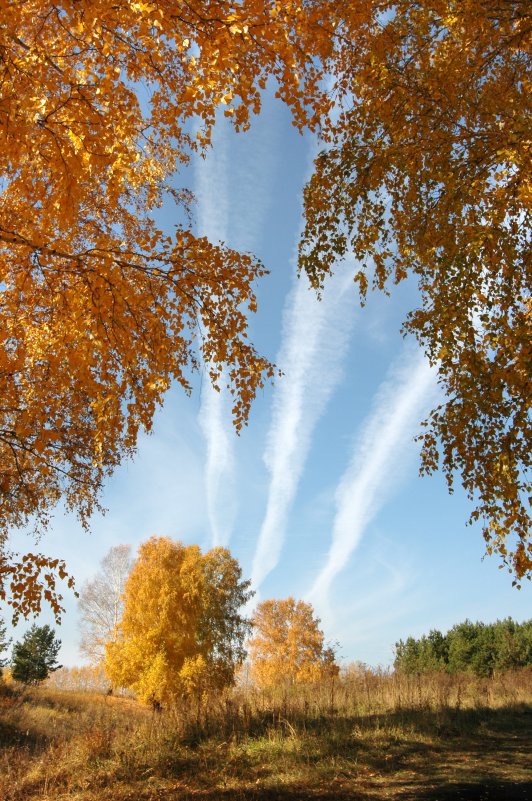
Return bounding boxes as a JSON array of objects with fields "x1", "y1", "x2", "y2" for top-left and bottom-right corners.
[{"x1": 1, "y1": 669, "x2": 531, "y2": 800}]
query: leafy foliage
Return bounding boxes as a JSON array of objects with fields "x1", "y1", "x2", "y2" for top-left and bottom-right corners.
[
  {"x1": 105, "y1": 536, "x2": 252, "y2": 705},
  {"x1": 11, "y1": 623, "x2": 61, "y2": 684},
  {"x1": 395, "y1": 618, "x2": 532, "y2": 677},
  {"x1": 248, "y1": 597, "x2": 338, "y2": 688},
  {"x1": 0, "y1": 551, "x2": 76, "y2": 624},
  {"x1": 0, "y1": 0, "x2": 333, "y2": 613},
  {"x1": 78, "y1": 544, "x2": 133, "y2": 664},
  {"x1": 2, "y1": 0, "x2": 529, "y2": 619},
  {"x1": 300, "y1": 0, "x2": 531, "y2": 578}
]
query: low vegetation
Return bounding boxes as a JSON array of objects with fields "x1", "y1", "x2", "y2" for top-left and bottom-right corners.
[{"x1": 1, "y1": 667, "x2": 531, "y2": 800}]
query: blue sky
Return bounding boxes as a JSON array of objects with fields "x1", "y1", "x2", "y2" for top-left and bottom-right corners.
[{"x1": 6, "y1": 88, "x2": 530, "y2": 668}]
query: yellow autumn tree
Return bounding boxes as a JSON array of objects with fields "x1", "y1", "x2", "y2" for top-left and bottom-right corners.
[
  {"x1": 248, "y1": 598, "x2": 338, "y2": 689},
  {"x1": 300, "y1": 0, "x2": 531, "y2": 579},
  {"x1": 104, "y1": 536, "x2": 252, "y2": 705}
]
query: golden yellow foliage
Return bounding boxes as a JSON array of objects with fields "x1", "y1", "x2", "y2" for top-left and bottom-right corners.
[
  {"x1": 248, "y1": 598, "x2": 338, "y2": 688},
  {"x1": 0, "y1": 0, "x2": 336, "y2": 616},
  {"x1": 300, "y1": 0, "x2": 531, "y2": 579},
  {"x1": 104, "y1": 536, "x2": 252, "y2": 705}
]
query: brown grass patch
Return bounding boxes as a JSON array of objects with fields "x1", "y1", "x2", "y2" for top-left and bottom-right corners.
[{"x1": 0, "y1": 669, "x2": 530, "y2": 800}]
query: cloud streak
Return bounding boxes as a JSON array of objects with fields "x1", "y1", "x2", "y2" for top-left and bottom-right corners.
[
  {"x1": 307, "y1": 348, "x2": 438, "y2": 605},
  {"x1": 250, "y1": 262, "x2": 355, "y2": 591},
  {"x1": 194, "y1": 108, "x2": 280, "y2": 547},
  {"x1": 195, "y1": 120, "x2": 236, "y2": 547},
  {"x1": 197, "y1": 380, "x2": 237, "y2": 547}
]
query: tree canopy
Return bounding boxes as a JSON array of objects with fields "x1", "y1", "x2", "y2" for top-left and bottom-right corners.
[
  {"x1": 1, "y1": 0, "x2": 529, "y2": 618},
  {"x1": 248, "y1": 598, "x2": 338, "y2": 688},
  {"x1": 0, "y1": 0, "x2": 333, "y2": 616},
  {"x1": 299, "y1": 0, "x2": 531, "y2": 579},
  {"x1": 105, "y1": 536, "x2": 252, "y2": 705}
]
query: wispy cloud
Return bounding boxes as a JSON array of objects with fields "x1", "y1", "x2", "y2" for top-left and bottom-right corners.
[
  {"x1": 195, "y1": 119, "x2": 236, "y2": 547},
  {"x1": 316, "y1": 545, "x2": 418, "y2": 666},
  {"x1": 194, "y1": 120, "x2": 231, "y2": 245},
  {"x1": 194, "y1": 108, "x2": 280, "y2": 547},
  {"x1": 224, "y1": 93, "x2": 280, "y2": 253},
  {"x1": 250, "y1": 262, "x2": 355, "y2": 591},
  {"x1": 197, "y1": 381, "x2": 237, "y2": 547},
  {"x1": 307, "y1": 348, "x2": 438, "y2": 605}
]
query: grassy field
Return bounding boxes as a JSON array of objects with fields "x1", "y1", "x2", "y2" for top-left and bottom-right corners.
[{"x1": 1, "y1": 669, "x2": 531, "y2": 800}]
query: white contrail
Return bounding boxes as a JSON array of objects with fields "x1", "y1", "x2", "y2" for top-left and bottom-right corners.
[
  {"x1": 250, "y1": 262, "x2": 355, "y2": 591},
  {"x1": 307, "y1": 348, "x2": 438, "y2": 604},
  {"x1": 194, "y1": 107, "x2": 280, "y2": 547},
  {"x1": 197, "y1": 380, "x2": 236, "y2": 547},
  {"x1": 195, "y1": 120, "x2": 236, "y2": 547},
  {"x1": 224, "y1": 93, "x2": 279, "y2": 253}
]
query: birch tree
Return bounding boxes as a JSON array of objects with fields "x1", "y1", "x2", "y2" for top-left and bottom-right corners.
[{"x1": 78, "y1": 544, "x2": 133, "y2": 664}]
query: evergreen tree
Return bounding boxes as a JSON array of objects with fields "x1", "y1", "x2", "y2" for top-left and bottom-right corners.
[
  {"x1": 394, "y1": 637, "x2": 423, "y2": 674},
  {"x1": 11, "y1": 625, "x2": 61, "y2": 684},
  {"x1": 395, "y1": 619, "x2": 532, "y2": 676},
  {"x1": 0, "y1": 618, "x2": 11, "y2": 677}
]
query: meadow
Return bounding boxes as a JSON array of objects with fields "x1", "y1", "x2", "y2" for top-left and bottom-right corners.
[{"x1": 1, "y1": 668, "x2": 531, "y2": 800}]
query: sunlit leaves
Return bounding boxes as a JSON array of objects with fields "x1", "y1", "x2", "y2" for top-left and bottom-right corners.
[
  {"x1": 3, "y1": 0, "x2": 527, "y2": 618},
  {"x1": 0, "y1": 551, "x2": 75, "y2": 624},
  {"x1": 0, "y1": 0, "x2": 335, "y2": 615},
  {"x1": 300, "y1": 0, "x2": 531, "y2": 579},
  {"x1": 104, "y1": 537, "x2": 252, "y2": 705},
  {"x1": 248, "y1": 598, "x2": 338, "y2": 688}
]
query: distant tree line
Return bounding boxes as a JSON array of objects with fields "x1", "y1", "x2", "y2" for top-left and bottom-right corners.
[
  {"x1": 395, "y1": 619, "x2": 532, "y2": 677},
  {"x1": 3, "y1": 539, "x2": 529, "y2": 697}
]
